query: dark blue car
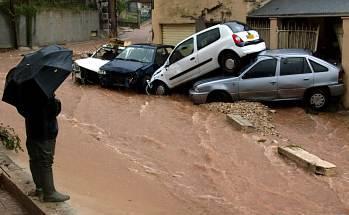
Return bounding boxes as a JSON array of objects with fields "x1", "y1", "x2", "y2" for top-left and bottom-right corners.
[{"x1": 98, "y1": 44, "x2": 174, "y2": 91}]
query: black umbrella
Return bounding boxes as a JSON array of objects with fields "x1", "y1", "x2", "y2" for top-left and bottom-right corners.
[{"x1": 2, "y1": 45, "x2": 72, "y2": 108}]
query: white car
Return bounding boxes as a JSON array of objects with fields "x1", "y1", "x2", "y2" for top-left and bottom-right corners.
[
  {"x1": 72, "y1": 44, "x2": 124, "y2": 84},
  {"x1": 147, "y1": 21, "x2": 266, "y2": 95}
]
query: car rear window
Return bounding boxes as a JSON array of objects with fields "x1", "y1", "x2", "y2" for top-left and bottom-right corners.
[
  {"x1": 309, "y1": 59, "x2": 329, "y2": 73},
  {"x1": 197, "y1": 28, "x2": 220, "y2": 50},
  {"x1": 280, "y1": 57, "x2": 312, "y2": 76},
  {"x1": 224, "y1": 22, "x2": 251, "y2": 33}
]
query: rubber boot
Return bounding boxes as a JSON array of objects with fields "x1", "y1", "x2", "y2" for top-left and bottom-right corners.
[
  {"x1": 28, "y1": 161, "x2": 43, "y2": 197},
  {"x1": 41, "y1": 167, "x2": 70, "y2": 202}
]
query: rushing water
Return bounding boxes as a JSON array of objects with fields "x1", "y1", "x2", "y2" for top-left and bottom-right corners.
[{"x1": 1, "y1": 49, "x2": 348, "y2": 215}]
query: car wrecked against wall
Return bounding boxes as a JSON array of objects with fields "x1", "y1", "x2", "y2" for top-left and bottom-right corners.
[
  {"x1": 98, "y1": 44, "x2": 173, "y2": 91},
  {"x1": 189, "y1": 49, "x2": 344, "y2": 110}
]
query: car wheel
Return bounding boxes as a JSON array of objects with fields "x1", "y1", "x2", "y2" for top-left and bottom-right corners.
[
  {"x1": 154, "y1": 82, "x2": 168, "y2": 96},
  {"x1": 307, "y1": 89, "x2": 329, "y2": 110},
  {"x1": 141, "y1": 75, "x2": 152, "y2": 91},
  {"x1": 207, "y1": 91, "x2": 232, "y2": 103},
  {"x1": 220, "y1": 52, "x2": 240, "y2": 74}
]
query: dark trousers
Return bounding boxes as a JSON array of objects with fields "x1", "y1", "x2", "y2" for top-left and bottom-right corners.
[{"x1": 26, "y1": 138, "x2": 56, "y2": 189}]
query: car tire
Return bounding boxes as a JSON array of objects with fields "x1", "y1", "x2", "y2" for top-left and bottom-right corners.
[
  {"x1": 220, "y1": 52, "x2": 240, "y2": 74},
  {"x1": 207, "y1": 91, "x2": 232, "y2": 103},
  {"x1": 154, "y1": 82, "x2": 169, "y2": 96},
  {"x1": 140, "y1": 75, "x2": 151, "y2": 92},
  {"x1": 306, "y1": 89, "x2": 329, "y2": 111}
]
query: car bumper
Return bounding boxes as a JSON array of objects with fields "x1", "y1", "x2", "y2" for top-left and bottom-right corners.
[
  {"x1": 239, "y1": 41, "x2": 266, "y2": 56},
  {"x1": 329, "y1": 83, "x2": 345, "y2": 97},
  {"x1": 189, "y1": 89, "x2": 209, "y2": 104},
  {"x1": 99, "y1": 73, "x2": 135, "y2": 88}
]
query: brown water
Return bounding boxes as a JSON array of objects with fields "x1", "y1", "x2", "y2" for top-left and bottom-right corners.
[{"x1": 1, "y1": 44, "x2": 348, "y2": 215}]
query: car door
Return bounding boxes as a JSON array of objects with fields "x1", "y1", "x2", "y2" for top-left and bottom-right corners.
[
  {"x1": 196, "y1": 27, "x2": 221, "y2": 75},
  {"x1": 238, "y1": 58, "x2": 278, "y2": 101},
  {"x1": 277, "y1": 57, "x2": 314, "y2": 99},
  {"x1": 165, "y1": 37, "x2": 198, "y2": 86}
]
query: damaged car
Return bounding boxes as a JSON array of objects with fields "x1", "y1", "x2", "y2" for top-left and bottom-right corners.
[
  {"x1": 189, "y1": 49, "x2": 344, "y2": 110},
  {"x1": 98, "y1": 44, "x2": 173, "y2": 91},
  {"x1": 147, "y1": 21, "x2": 266, "y2": 95},
  {"x1": 72, "y1": 44, "x2": 124, "y2": 84}
]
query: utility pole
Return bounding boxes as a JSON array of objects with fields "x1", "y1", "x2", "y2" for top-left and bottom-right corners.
[{"x1": 109, "y1": 0, "x2": 117, "y2": 37}]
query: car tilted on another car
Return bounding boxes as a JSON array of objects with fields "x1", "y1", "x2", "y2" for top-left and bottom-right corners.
[
  {"x1": 98, "y1": 44, "x2": 173, "y2": 91},
  {"x1": 147, "y1": 21, "x2": 266, "y2": 95},
  {"x1": 72, "y1": 44, "x2": 124, "y2": 84},
  {"x1": 189, "y1": 49, "x2": 344, "y2": 110}
]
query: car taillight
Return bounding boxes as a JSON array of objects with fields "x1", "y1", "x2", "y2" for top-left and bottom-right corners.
[
  {"x1": 339, "y1": 69, "x2": 345, "y2": 83},
  {"x1": 232, "y1": 34, "x2": 243, "y2": 45}
]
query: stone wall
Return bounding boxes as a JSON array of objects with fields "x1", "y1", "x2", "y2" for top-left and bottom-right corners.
[{"x1": 152, "y1": 0, "x2": 272, "y2": 44}]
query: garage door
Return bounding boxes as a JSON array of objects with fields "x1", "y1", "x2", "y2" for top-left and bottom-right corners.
[{"x1": 162, "y1": 24, "x2": 195, "y2": 46}]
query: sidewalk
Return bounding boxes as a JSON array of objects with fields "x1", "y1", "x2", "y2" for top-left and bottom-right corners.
[{"x1": 0, "y1": 145, "x2": 75, "y2": 215}]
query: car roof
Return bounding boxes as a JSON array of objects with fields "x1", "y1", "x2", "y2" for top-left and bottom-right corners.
[
  {"x1": 259, "y1": 49, "x2": 313, "y2": 57},
  {"x1": 130, "y1": 43, "x2": 174, "y2": 48}
]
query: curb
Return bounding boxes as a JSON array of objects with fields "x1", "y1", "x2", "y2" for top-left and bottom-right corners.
[
  {"x1": 278, "y1": 146, "x2": 336, "y2": 176},
  {"x1": 0, "y1": 146, "x2": 75, "y2": 214}
]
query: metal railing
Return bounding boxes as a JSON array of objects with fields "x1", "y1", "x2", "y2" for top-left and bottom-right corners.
[
  {"x1": 247, "y1": 18, "x2": 270, "y2": 48},
  {"x1": 278, "y1": 22, "x2": 320, "y2": 52}
]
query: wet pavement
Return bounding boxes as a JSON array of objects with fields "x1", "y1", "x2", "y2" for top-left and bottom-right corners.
[{"x1": 0, "y1": 40, "x2": 349, "y2": 214}]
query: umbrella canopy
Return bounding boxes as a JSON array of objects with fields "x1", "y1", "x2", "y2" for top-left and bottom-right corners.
[{"x1": 2, "y1": 45, "x2": 72, "y2": 108}]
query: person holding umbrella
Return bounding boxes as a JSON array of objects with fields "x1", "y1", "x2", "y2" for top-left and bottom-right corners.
[{"x1": 2, "y1": 45, "x2": 72, "y2": 202}]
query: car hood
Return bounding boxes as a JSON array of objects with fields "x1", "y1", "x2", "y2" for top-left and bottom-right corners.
[
  {"x1": 75, "y1": 58, "x2": 110, "y2": 72},
  {"x1": 100, "y1": 59, "x2": 150, "y2": 74},
  {"x1": 194, "y1": 76, "x2": 239, "y2": 87}
]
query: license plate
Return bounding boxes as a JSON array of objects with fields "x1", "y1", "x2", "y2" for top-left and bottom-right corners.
[{"x1": 247, "y1": 33, "x2": 254, "y2": 40}]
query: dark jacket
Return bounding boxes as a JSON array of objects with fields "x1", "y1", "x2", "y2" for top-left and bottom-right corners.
[{"x1": 17, "y1": 82, "x2": 61, "y2": 140}]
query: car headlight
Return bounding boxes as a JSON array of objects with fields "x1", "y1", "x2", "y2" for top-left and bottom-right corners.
[
  {"x1": 193, "y1": 87, "x2": 200, "y2": 93},
  {"x1": 98, "y1": 70, "x2": 106, "y2": 75},
  {"x1": 73, "y1": 63, "x2": 80, "y2": 71}
]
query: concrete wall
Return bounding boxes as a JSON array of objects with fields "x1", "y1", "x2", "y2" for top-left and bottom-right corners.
[
  {"x1": 0, "y1": 13, "x2": 12, "y2": 48},
  {"x1": 152, "y1": 0, "x2": 270, "y2": 44},
  {"x1": 0, "y1": 9, "x2": 99, "y2": 48},
  {"x1": 33, "y1": 10, "x2": 99, "y2": 46}
]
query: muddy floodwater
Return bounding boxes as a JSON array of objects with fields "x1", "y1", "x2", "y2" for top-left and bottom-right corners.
[{"x1": 1, "y1": 44, "x2": 349, "y2": 215}]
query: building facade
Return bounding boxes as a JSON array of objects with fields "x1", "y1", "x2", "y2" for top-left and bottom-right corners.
[{"x1": 152, "y1": 0, "x2": 269, "y2": 45}]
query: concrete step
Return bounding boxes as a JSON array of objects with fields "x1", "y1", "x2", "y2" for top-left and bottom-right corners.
[
  {"x1": 226, "y1": 114, "x2": 255, "y2": 133},
  {"x1": 278, "y1": 146, "x2": 336, "y2": 176}
]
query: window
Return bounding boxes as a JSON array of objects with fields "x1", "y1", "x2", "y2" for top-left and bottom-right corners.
[
  {"x1": 197, "y1": 28, "x2": 220, "y2": 50},
  {"x1": 155, "y1": 48, "x2": 169, "y2": 66},
  {"x1": 224, "y1": 21, "x2": 251, "y2": 33},
  {"x1": 242, "y1": 59, "x2": 277, "y2": 79},
  {"x1": 169, "y1": 38, "x2": 194, "y2": 64},
  {"x1": 309, "y1": 60, "x2": 329, "y2": 73},
  {"x1": 116, "y1": 47, "x2": 155, "y2": 63},
  {"x1": 280, "y1": 57, "x2": 312, "y2": 76}
]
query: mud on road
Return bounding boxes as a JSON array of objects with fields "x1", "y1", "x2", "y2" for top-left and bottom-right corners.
[{"x1": 0, "y1": 41, "x2": 349, "y2": 215}]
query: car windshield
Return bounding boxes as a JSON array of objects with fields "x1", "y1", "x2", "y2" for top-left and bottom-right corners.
[
  {"x1": 224, "y1": 22, "x2": 251, "y2": 33},
  {"x1": 116, "y1": 47, "x2": 155, "y2": 63}
]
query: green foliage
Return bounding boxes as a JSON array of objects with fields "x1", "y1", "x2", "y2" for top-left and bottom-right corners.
[
  {"x1": 15, "y1": 3, "x2": 37, "y2": 17},
  {"x1": 117, "y1": 0, "x2": 128, "y2": 15},
  {"x1": 0, "y1": 0, "x2": 95, "y2": 16},
  {"x1": 0, "y1": 124, "x2": 23, "y2": 153}
]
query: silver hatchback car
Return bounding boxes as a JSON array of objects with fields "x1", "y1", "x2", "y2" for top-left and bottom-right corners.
[{"x1": 189, "y1": 49, "x2": 345, "y2": 110}]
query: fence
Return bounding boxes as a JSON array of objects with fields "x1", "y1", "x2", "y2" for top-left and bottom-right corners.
[
  {"x1": 278, "y1": 22, "x2": 320, "y2": 52},
  {"x1": 247, "y1": 18, "x2": 270, "y2": 48}
]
